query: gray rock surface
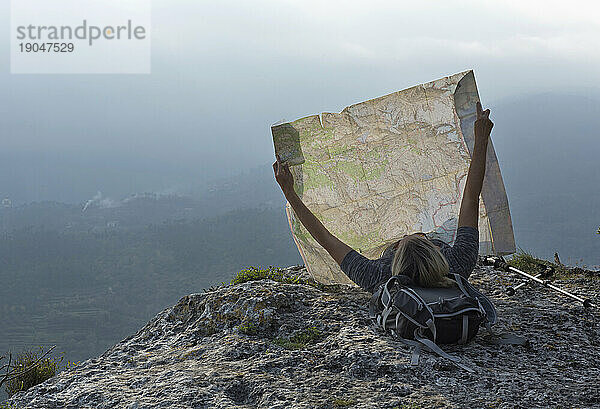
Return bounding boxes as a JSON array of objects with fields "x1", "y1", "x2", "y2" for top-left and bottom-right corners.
[{"x1": 7, "y1": 264, "x2": 600, "y2": 409}]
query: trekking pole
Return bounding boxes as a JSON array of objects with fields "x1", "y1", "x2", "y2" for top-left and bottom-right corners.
[
  {"x1": 505, "y1": 264, "x2": 554, "y2": 296},
  {"x1": 506, "y1": 273, "x2": 541, "y2": 296},
  {"x1": 480, "y1": 256, "x2": 595, "y2": 309}
]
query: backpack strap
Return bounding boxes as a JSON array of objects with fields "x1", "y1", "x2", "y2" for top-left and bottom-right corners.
[
  {"x1": 390, "y1": 330, "x2": 423, "y2": 366},
  {"x1": 450, "y1": 274, "x2": 526, "y2": 346},
  {"x1": 390, "y1": 328, "x2": 475, "y2": 372},
  {"x1": 411, "y1": 344, "x2": 422, "y2": 366},
  {"x1": 369, "y1": 284, "x2": 384, "y2": 320},
  {"x1": 484, "y1": 322, "x2": 528, "y2": 345},
  {"x1": 459, "y1": 315, "x2": 469, "y2": 345},
  {"x1": 380, "y1": 304, "x2": 395, "y2": 331},
  {"x1": 453, "y1": 273, "x2": 470, "y2": 296},
  {"x1": 452, "y1": 273, "x2": 498, "y2": 325},
  {"x1": 414, "y1": 330, "x2": 475, "y2": 373},
  {"x1": 381, "y1": 278, "x2": 395, "y2": 307}
]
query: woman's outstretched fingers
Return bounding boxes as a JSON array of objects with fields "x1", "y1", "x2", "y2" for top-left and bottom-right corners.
[{"x1": 476, "y1": 101, "x2": 483, "y2": 118}]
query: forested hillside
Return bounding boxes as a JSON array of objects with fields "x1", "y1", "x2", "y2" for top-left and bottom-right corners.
[{"x1": 0, "y1": 207, "x2": 302, "y2": 374}]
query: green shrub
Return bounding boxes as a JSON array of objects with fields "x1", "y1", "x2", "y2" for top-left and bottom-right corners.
[
  {"x1": 228, "y1": 266, "x2": 352, "y2": 295},
  {"x1": 238, "y1": 321, "x2": 259, "y2": 336},
  {"x1": 272, "y1": 327, "x2": 323, "y2": 350},
  {"x1": 231, "y1": 266, "x2": 301, "y2": 285},
  {"x1": 333, "y1": 398, "x2": 355, "y2": 407},
  {"x1": 507, "y1": 248, "x2": 547, "y2": 272},
  {"x1": 508, "y1": 249, "x2": 598, "y2": 279},
  {"x1": 4, "y1": 347, "x2": 62, "y2": 397}
]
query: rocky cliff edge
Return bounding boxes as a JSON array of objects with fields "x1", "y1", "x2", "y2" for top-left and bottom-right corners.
[{"x1": 7, "y1": 263, "x2": 600, "y2": 409}]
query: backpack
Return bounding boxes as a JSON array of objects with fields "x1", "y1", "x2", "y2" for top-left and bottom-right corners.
[{"x1": 369, "y1": 273, "x2": 497, "y2": 372}]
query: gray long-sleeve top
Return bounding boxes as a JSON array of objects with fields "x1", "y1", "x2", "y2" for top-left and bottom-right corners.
[{"x1": 340, "y1": 226, "x2": 479, "y2": 293}]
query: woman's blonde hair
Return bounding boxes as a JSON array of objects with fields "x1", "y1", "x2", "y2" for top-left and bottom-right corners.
[{"x1": 391, "y1": 234, "x2": 455, "y2": 287}]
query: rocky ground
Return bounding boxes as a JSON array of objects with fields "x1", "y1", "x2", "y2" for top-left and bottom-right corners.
[{"x1": 6, "y1": 261, "x2": 600, "y2": 409}]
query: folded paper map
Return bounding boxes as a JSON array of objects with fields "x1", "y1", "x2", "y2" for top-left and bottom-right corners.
[{"x1": 272, "y1": 70, "x2": 515, "y2": 285}]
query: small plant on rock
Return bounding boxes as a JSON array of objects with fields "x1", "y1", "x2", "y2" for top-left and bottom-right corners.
[
  {"x1": 1, "y1": 346, "x2": 62, "y2": 398},
  {"x1": 507, "y1": 249, "x2": 549, "y2": 273},
  {"x1": 272, "y1": 327, "x2": 323, "y2": 350},
  {"x1": 238, "y1": 320, "x2": 259, "y2": 336},
  {"x1": 333, "y1": 398, "x2": 355, "y2": 407},
  {"x1": 231, "y1": 266, "x2": 302, "y2": 285},
  {"x1": 508, "y1": 249, "x2": 599, "y2": 279}
]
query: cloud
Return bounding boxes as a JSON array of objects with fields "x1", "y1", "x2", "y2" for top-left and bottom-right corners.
[
  {"x1": 151, "y1": 0, "x2": 599, "y2": 64},
  {"x1": 1, "y1": 0, "x2": 599, "y2": 185}
]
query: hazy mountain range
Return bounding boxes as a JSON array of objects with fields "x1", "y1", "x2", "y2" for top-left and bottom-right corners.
[{"x1": 0, "y1": 93, "x2": 598, "y2": 266}]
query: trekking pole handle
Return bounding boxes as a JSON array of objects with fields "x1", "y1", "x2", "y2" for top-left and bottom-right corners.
[
  {"x1": 506, "y1": 273, "x2": 542, "y2": 296},
  {"x1": 480, "y1": 255, "x2": 511, "y2": 271},
  {"x1": 514, "y1": 275, "x2": 541, "y2": 291}
]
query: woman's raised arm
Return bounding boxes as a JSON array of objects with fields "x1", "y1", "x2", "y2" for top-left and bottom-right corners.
[
  {"x1": 273, "y1": 156, "x2": 353, "y2": 265},
  {"x1": 458, "y1": 102, "x2": 494, "y2": 229}
]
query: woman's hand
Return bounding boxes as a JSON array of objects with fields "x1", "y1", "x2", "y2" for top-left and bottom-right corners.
[
  {"x1": 273, "y1": 155, "x2": 294, "y2": 195},
  {"x1": 474, "y1": 101, "x2": 493, "y2": 143}
]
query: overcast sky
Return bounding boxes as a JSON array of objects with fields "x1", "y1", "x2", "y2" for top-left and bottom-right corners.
[{"x1": 0, "y1": 0, "x2": 599, "y2": 201}]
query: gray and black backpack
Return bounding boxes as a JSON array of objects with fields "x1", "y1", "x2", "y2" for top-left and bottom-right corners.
[{"x1": 369, "y1": 273, "x2": 497, "y2": 372}]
